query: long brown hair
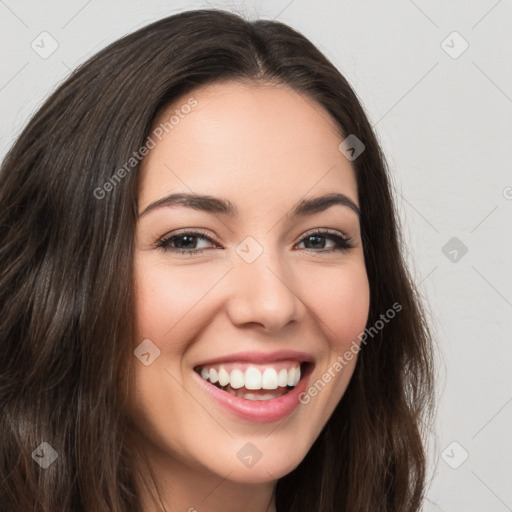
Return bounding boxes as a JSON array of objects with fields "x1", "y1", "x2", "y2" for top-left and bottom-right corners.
[{"x1": 0, "y1": 9, "x2": 435, "y2": 512}]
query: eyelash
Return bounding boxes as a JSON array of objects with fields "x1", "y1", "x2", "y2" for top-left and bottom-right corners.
[{"x1": 155, "y1": 228, "x2": 354, "y2": 255}]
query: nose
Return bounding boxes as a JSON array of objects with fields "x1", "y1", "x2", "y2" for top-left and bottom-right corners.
[{"x1": 225, "y1": 244, "x2": 304, "y2": 333}]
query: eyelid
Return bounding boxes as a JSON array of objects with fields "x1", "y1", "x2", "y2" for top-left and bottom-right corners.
[
  {"x1": 299, "y1": 227, "x2": 350, "y2": 241},
  {"x1": 156, "y1": 227, "x2": 220, "y2": 246}
]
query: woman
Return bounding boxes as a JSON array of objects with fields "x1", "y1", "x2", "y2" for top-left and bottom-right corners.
[{"x1": 0, "y1": 8, "x2": 435, "y2": 512}]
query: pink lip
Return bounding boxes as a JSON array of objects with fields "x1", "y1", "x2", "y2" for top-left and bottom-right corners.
[
  {"x1": 192, "y1": 362, "x2": 313, "y2": 423},
  {"x1": 194, "y1": 350, "x2": 314, "y2": 367}
]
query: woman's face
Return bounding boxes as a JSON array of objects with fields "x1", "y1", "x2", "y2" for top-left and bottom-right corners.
[{"x1": 131, "y1": 80, "x2": 370, "y2": 483}]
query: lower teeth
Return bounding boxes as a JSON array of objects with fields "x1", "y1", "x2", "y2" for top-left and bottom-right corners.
[{"x1": 215, "y1": 383, "x2": 291, "y2": 401}]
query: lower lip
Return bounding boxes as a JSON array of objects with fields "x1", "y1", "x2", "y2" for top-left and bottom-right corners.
[{"x1": 193, "y1": 366, "x2": 312, "y2": 423}]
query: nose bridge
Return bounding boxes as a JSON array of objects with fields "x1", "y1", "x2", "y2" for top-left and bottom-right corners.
[{"x1": 226, "y1": 235, "x2": 302, "y2": 330}]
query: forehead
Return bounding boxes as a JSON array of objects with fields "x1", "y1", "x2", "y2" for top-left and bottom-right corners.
[{"x1": 138, "y1": 80, "x2": 358, "y2": 211}]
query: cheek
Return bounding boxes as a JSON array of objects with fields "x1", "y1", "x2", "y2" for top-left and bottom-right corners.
[
  {"x1": 133, "y1": 258, "x2": 218, "y2": 343},
  {"x1": 134, "y1": 263, "x2": 174, "y2": 342},
  {"x1": 308, "y1": 262, "x2": 370, "y2": 347}
]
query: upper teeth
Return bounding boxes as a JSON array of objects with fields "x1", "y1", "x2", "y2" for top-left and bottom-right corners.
[{"x1": 199, "y1": 364, "x2": 301, "y2": 390}]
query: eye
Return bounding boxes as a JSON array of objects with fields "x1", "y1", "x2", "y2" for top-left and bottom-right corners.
[
  {"x1": 156, "y1": 229, "x2": 217, "y2": 255},
  {"x1": 295, "y1": 229, "x2": 354, "y2": 253},
  {"x1": 156, "y1": 228, "x2": 354, "y2": 255}
]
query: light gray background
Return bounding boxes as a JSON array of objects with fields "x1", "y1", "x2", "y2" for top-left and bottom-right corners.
[{"x1": 1, "y1": 1, "x2": 511, "y2": 510}]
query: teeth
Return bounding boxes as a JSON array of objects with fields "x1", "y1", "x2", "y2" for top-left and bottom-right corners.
[
  {"x1": 277, "y1": 368, "x2": 288, "y2": 387},
  {"x1": 229, "y1": 369, "x2": 245, "y2": 389},
  {"x1": 245, "y1": 367, "x2": 262, "y2": 390},
  {"x1": 229, "y1": 389, "x2": 287, "y2": 401},
  {"x1": 261, "y1": 368, "x2": 278, "y2": 390},
  {"x1": 209, "y1": 368, "x2": 218, "y2": 384},
  {"x1": 218, "y1": 366, "x2": 230, "y2": 387},
  {"x1": 287, "y1": 367, "x2": 295, "y2": 387},
  {"x1": 198, "y1": 363, "x2": 302, "y2": 391}
]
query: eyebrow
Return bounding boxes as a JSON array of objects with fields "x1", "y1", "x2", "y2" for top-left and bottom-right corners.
[{"x1": 138, "y1": 192, "x2": 360, "y2": 218}]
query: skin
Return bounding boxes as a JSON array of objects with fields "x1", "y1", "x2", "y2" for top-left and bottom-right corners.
[{"x1": 129, "y1": 80, "x2": 370, "y2": 512}]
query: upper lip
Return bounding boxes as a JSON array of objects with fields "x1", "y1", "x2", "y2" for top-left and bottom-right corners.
[{"x1": 194, "y1": 350, "x2": 314, "y2": 368}]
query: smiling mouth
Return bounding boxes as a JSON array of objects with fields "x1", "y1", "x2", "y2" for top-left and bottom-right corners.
[{"x1": 194, "y1": 362, "x2": 312, "y2": 401}]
